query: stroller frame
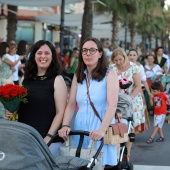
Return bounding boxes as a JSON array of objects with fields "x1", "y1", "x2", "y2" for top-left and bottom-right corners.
[
  {"x1": 104, "y1": 116, "x2": 135, "y2": 170},
  {"x1": 48, "y1": 130, "x2": 104, "y2": 170},
  {"x1": 117, "y1": 116, "x2": 134, "y2": 170}
]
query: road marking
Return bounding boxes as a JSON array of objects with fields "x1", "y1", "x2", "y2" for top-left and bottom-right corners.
[{"x1": 134, "y1": 165, "x2": 170, "y2": 170}]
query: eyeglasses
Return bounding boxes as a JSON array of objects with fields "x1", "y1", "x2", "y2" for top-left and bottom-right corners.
[{"x1": 82, "y1": 48, "x2": 98, "y2": 55}]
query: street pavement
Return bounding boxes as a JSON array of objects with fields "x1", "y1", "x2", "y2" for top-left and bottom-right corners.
[{"x1": 131, "y1": 114, "x2": 170, "y2": 170}]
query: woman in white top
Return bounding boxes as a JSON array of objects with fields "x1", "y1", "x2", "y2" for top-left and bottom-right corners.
[
  {"x1": 5, "y1": 43, "x2": 24, "y2": 84},
  {"x1": 128, "y1": 49, "x2": 151, "y2": 132},
  {"x1": 128, "y1": 49, "x2": 151, "y2": 97},
  {"x1": 145, "y1": 54, "x2": 163, "y2": 87},
  {"x1": 144, "y1": 54, "x2": 163, "y2": 112}
]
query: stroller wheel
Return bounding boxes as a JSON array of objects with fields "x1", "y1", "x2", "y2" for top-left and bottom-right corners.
[
  {"x1": 127, "y1": 162, "x2": 133, "y2": 170},
  {"x1": 119, "y1": 161, "x2": 133, "y2": 170},
  {"x1": 104, "y1": 165, "x2": 119, "y2": 170}
]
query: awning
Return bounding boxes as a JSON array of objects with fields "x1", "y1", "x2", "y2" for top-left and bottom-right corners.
[
  {"x1": 35, "y1": 13, "x2": 112, "y2": 27},
  {"x1": 0, "y1": 0, "x2": 83, "y2": 7}
]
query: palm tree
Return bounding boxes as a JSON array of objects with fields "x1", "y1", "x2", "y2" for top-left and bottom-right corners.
[
  {"x1": 7, "y1": 5, "x2": 18, "y2": 43},
  {"x1": 163, "y1": 4, "x2": 170, "y2": 53},
  {"x1": 95, "y1": 0, "x2": 140, "y2": 48},
  {"x1": 136, "y1": 0, "x2": 165, "y2": 53},
  {"x1": 80, "y1": 0, "x2": 93, "y2": 45},
  {"x1": 126, "y1": 0, "x2": 144, "y2": 48}
]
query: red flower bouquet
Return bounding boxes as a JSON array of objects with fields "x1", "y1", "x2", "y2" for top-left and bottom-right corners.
[
  {"x1": 119, "y1": 78, "x2": 132, "y2": 89},
  {"x1": 0, "y1": 84, "x2": 28, "y2": 121}
]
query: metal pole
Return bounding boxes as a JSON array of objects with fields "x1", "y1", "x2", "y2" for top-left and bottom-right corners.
[
  {"x1": 60, "y1": 0, "x2": 65, "y2": 56},
  {"x1": 0, "y1": 4, "x2": 4, "y2": 16},
  {"x1": 124, "y1": 22, "x2": 128, "y2": 51}
]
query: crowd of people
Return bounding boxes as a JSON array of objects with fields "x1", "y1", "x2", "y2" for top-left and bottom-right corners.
[{"x1": 0, "y1": 37, "x2": 170, "y2": 169}]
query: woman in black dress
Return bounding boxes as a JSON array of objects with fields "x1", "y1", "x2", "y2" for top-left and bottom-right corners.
[{"x1": 6, "y1": 40, "x2": 68, "y2": 157}]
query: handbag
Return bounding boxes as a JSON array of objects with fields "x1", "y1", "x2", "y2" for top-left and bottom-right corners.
[
  {"x1": 2, "y1": 76, "x2": 14, "y2": 85},
  {"x1": 85, "y1": 77, "x2": 128, "y2": 145},
  {"x1": 104, "y1": 123, "x2": 128, "y2": 145},
  {"x1": 59, "y1": 136, "x2": 102, "y2": 170}
]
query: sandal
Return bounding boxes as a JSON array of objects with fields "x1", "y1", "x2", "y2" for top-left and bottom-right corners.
[
  {"x1": 156, "y1": 137, "x2": 164, "y2": 142},
  {"x1": 147, "y1": 137, "x2": 154, "y2": 144}
]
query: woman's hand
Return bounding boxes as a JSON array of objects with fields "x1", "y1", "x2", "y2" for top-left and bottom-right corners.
[
  {"x1": 149, "y1": 94, "x2": 154, "y2": 99},
  {"x1": 89, "y1": 129, "x2": 105, "y2": 141},
  {"x1": 19, "y1": 55, "x2": 25, "y2": 60},
  {"x1": 5, "y1": 110, "x2": 13, "y2": 119},
  {"x1": 11, "y1": 66, "x2": 16, "y2": 72},
  {"x1": 58, "y1": 126, "x2": 71, "y2": 141},
  {"x1": 148, "y1": 93, "x2": 153, "y2": 98}
]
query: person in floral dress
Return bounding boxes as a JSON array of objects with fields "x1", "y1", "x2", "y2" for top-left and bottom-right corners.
[
  {"x1": 0, "y1": 42, "x2": 11, "y2": 119},
  {"x1": 128, "y1": 49, "x2": 151, "y2": 131},
  {"x1": 0, "y1": 42, "x2": 24, "y2": 119},
  {"x1": 110, "y1": 47, "x2": 145, "y2": 160}
]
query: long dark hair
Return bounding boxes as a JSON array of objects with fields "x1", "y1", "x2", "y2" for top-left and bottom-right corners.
[
  {"x1": 17, "y1": 40, "x2": 27, "y2": 55},
  {"x1": 0, "y1": 42, "x2": 9, "y2": 58},
  {"x1": 24, "y1": 40, "x2": 62, "y2": 80},
  {"x1": 76, "y1": 37, "x2": 108, "y2": 83}
]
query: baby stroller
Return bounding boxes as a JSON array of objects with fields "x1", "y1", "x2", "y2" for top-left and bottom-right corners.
[
  {"x1": 105, "y1": 93, "x2": 135, "y2": 170},
  {"x1": 0, "y1": 121, "x2": 103, "y2": 170}
]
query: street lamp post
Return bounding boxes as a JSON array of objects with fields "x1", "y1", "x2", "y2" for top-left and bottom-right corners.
[
  {"x1": 124, "y1": 21, "x2": 128, "y2": 51},
  {"x1": 60, "y1": 0, "x2": 65, "y2": 56},
  {"x1": 0, "y1": 4, "x2": 4, "y2": 16}
]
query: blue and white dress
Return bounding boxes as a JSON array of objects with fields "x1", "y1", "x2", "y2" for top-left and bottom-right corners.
[{"x1": 73, "y1": 70, "x2": 117, "y2": 165}]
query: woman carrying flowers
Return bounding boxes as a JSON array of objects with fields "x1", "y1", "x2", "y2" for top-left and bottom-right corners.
[
  {"x1": 110, "y1": 47, "x2": 145, "y2": 160},
  {"x1": 6, "y1": 40, "x2": 68, "y2": 157},
  {"x1": 0, "y1": 42, "x2": 12, "y2": 119}
]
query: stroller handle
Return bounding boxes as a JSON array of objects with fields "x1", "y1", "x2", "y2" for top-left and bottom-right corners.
[
  {"x1": 69, "y1": 130, "x2": 90, "y2": 136},
  {"x1": 47, "y1": 130, "x2": 104, "y2": 146},
  {"x1": 69, "y1": 130, "x2": 104, "y2": 161},
  {"x1": 47, "y1": 130, "x2": 104, "y2": 161},
  {"x1": 47, "y1": 130, "x2": 104, "y2": 170}
]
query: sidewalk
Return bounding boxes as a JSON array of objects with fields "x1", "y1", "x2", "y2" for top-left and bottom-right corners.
[{"x1": 131, "y1": 115, "x2": 170, "y2": 167}]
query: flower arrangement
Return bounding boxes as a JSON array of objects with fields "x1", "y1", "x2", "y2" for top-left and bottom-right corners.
[
  {"x1": 0, "y1": 84, "x2": 28, "y2": 121},
  {"x1": 119, "y1": 78, "x2": 132, "y2": 89}
]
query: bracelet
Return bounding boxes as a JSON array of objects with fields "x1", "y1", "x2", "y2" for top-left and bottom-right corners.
[
  {"x1": 62, "y1": 125, "x2": 70, "y2": 128},
  {"x1": 46, "y1": 133, "x2": 54, "y2": 139}
]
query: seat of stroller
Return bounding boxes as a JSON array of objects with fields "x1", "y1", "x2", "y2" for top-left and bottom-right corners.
[{"x1": 55, "y1": 155, "x2": 90, "y2": 170}]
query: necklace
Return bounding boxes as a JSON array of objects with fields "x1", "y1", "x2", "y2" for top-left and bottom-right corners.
[{"x1": 36, "y1": 75, "x2": 47, "y2": 81}]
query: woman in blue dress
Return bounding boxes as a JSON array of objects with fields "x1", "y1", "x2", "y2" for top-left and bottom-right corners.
[{"x1": 58, "y1": 37, "x2": 119, "y2": 168}]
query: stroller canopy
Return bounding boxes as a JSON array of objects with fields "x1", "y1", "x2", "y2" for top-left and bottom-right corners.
[
  {"x1": 0, "y1": 121, "x2": 59, "y2": 170},
  {"x1": 117, "y1": 94, "x2": 133, "y2": 118}
]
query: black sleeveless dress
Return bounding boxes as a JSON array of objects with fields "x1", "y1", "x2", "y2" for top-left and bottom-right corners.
[{"x1": 18, "y1": 75, "x2": 63, "y2": 142}]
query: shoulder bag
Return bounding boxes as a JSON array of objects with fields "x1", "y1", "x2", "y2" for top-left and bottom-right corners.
[{"x1": 85, "y1": 77, "x2": 128, "y2": 145}]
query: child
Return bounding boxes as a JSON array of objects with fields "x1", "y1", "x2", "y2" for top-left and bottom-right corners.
[
  {"x1": 115, "y1": 109, "x2": 122, "y2": 123},
  {"x1": 147, "y1": 81, "x2": 170, "y2": 144}
]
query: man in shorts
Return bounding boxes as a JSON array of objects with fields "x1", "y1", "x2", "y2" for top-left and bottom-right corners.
[{"x1": 147, "y1": 81, "x2": 170, "y2": 143}]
